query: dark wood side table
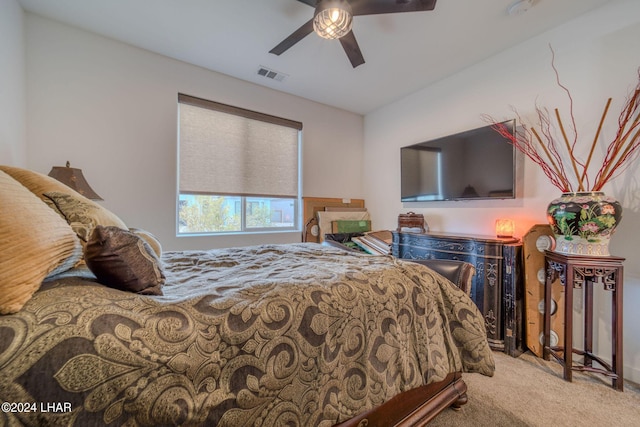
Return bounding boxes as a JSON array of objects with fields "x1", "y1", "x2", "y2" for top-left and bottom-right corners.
[{"x1": 543, "y1": 250, "x2": 625, "y2": 391}]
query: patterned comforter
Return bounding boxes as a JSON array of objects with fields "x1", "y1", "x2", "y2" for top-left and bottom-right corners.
[{"x1": 0, "y1": 243, "x2": 494, "y2": 426}]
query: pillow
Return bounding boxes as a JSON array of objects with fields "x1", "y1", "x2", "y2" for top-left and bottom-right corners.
[
  {"x1": 43, "y1": 191, "x2": 127, "y2": 242},
  {"x1": 0, "y1": 166, "x2": 127, "y2": 241},
  {"x1": 0, "y1": 171, "x2": 83, "y2": 314},
  {"x1": 84, "y1": 225, "x2": 164, "y2": 295},
  {"x1": 316, "y1": 210, "x2": 370, "y2": 242},
  {"x1": 0, "y1": 165, "x2": 95, "y2": 201},
  {"x1": 129, "y1": 228, "x2": 162, "y2": 258}
]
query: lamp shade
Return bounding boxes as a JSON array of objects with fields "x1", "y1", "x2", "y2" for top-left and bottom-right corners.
[
  {"x1": 313, "y1": 0, "x2": 353, "y2": 40},
  {"x1": 48, "y1": 161, "x2": 103, "y2": 200}
]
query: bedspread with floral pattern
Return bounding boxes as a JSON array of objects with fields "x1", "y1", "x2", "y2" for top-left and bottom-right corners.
[{"x1": 0, "y1": 243, "x2": 494, "y2": 426}]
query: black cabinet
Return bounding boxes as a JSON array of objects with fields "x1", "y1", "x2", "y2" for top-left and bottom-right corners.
[{"x1": 392, "y1": 231, "x2": 524, "y2": 356}]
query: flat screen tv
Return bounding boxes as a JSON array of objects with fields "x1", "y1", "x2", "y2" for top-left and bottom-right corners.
[{"x1": 401, "y1": 120, "x2": 516, "y2": 202}]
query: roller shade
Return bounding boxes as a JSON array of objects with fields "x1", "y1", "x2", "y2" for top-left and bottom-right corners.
[{"x1": 178, "y1": 94, "x2": 301, "y2": 198}]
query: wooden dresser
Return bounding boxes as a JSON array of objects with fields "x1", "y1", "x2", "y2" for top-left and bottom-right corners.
[{"x1": 392, "y1": 231, "x2": 524, "y2": 356}]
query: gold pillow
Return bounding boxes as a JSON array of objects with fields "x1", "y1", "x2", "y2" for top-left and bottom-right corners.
[
  {"x1": 43, "y1": 191, "x2": 127, "y2": 242},
  {"x1": 0, "y1": 170, "x2": 83, "y2": 314},
  {"x1": 0, "y1": 165, "x2": 90, "y2": 202},
  {"x1": 129, "y1": 228, "x2": 163, "y2": 258},
  {"x1": 0, "y1": 166, "x2": 127, "y2": 242}
]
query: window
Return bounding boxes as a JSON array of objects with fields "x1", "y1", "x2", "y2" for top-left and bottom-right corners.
[{"x1": 177, "y1": 94, "x2": 302, "y2": 235}]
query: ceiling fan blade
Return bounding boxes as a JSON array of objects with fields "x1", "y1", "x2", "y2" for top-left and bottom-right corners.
[
  {"x1": 339, "y1": 31, "x2": 365, "y2": 68},
  {"x1": 295, "y1": 0, "x2": 317, "y2": 6},
  {"x1": 350, "y1": 0, "x2": 437, "y2": 16},
  {"x1": 269, "y1": 19, "x2": 315, "y2": 55}
]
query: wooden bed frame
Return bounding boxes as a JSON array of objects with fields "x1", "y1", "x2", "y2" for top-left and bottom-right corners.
[{"x1": 334, "y1": 373, "x2": 468, "y2": 426}]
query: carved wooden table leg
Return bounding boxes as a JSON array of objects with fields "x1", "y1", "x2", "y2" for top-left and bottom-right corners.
[{"x1": 543, "y1": 251, "x2": 625, "y2": 391}]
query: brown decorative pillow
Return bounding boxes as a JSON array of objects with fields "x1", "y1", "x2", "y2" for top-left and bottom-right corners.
[
  {"x1": 0, "y1": 170, "x2": 83, "y2": 314},
  {"x1": 43, "y1": 191, "x2": 127, "y2": 242},
  {"x1": 84, "y1": 225, "x2": 164, "y2": 295}
]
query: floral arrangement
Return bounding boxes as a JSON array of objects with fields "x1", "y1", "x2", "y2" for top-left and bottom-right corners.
[{"x1": 485, "y1": 49, "x2": 640, "y2": 193}]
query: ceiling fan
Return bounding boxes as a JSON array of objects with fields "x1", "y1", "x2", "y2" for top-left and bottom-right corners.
[{"x1": 269, "y1": 0, "x2": 438, "y2": 68}]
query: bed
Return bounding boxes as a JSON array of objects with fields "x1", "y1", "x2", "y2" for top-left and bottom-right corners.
[{"x1": 0, "y1": 166, "x2": 494, "y2": 426}]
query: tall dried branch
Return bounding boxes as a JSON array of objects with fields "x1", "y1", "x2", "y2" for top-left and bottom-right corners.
[
  {"x1": 580, "y1": 98, "x2": 612, "y2": 189},
  {"x1": 485, "y1": 46, "x2": 640, "y2": 193},
  {"x1": 594, "y1": 80, "x2": 640, "y2": 190}
]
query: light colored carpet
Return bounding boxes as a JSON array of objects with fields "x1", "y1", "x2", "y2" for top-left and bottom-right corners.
[{"x1": 430, "y1": 351, "x2": 640, "y2": 426}]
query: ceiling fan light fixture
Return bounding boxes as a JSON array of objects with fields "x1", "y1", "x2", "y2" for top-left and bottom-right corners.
[{"x1": 313, "y1": 0, "x2": 353, "y2": 40}]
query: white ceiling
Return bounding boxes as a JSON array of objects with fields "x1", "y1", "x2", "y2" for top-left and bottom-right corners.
[{"x1": 17, "y1": 0, "x2": 612, "y2": 114}]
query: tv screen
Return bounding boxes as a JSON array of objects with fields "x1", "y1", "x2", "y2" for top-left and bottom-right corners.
[{"x1": 401, "y1": 120, "x2": 516, "y2": 202}]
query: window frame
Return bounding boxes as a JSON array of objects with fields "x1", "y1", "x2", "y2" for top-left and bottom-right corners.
[{"x1": 176, "y1": 94, "x2": 302, "y2": 236}]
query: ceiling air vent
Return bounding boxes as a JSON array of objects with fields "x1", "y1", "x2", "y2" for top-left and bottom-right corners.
[{"x1": 257, "y1": 66, "x2": 287, "y2": 82}]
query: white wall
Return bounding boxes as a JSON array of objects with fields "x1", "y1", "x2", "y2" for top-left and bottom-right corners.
[
  {"x1": 24, "y1": 14, "x2": 364, "y2": 251},
  {"x1": 0, "y1": 0, "x2": 26, "y2": 165},
  {"x1": 364, "y1": 0, "x2": 640, "y2": 383}
]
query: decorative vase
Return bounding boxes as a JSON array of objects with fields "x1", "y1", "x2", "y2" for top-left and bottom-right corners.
[{"x1": 546, "y1": 192, "x2": 622, "y2": 256}]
